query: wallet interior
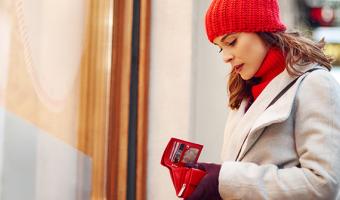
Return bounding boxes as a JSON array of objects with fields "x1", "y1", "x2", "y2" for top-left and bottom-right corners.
[{"x1": 161, "y1": 138, "x2": 204, "y2": 194}]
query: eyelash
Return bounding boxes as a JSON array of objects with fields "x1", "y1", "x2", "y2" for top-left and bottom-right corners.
[
  {"x1": 228, "y1": 39, "x2": 237, "y2": 46},
  {"x1": 218, "y1": 39, "x2": 237, "y2": 53}
]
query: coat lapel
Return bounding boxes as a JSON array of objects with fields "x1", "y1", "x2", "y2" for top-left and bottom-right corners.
[
  {"x1": 235, "y1": 65, "x2": 323, "y2": 161},
  {"x1": 221, "y1": 64, "x2": 321, "y2": 162},
  {"x1": 220, "y1": 100, "x2": 246, "y2": 161},
  {"x1": 231, "y1": 69, "x2": 295, "y2": 161},
  {"x1": 221, "y1": 69, "x2": 292, "y2": 161},
  {"x1": 236, "y1": 73, "x2": 299, "y2": 161}
]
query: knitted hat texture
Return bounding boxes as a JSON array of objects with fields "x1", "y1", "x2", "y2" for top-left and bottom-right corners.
[{"x1": 205, "y1": 0, "x2": 287, "y2": 42}]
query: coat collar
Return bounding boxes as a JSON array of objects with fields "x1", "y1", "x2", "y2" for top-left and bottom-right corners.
[{"x1": 221, "y1": 64, "x2": 321, "y2": 162}]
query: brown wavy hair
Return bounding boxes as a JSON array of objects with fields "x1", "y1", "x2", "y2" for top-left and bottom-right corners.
[{"x1": 228, "y1": 31, "x2": 333, "y2": 110}]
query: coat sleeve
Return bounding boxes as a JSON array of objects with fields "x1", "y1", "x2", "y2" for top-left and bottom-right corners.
[{"x1": 218, "y1": 70, "x2": 340, "y2": 200}]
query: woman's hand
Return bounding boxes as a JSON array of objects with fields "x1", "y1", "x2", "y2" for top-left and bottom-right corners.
[{"x1": 185, "y1": 163, "x2": 222, "y2": 200}]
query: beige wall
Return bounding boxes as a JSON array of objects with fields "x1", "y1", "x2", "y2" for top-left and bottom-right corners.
[{"x1": 147, "y1": 0, "x2": 194, "y2": 199}]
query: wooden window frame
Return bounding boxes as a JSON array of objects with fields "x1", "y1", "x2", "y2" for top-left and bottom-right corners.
[
  {"x1": 78, "y1": 0, "x2": 114, "y2": 199},
  {"x1": 108, "y1": 0, "x2": 150, "y2": 199}
]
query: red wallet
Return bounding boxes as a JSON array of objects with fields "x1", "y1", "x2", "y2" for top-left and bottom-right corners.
[{"x1": 161, "y1": 138, "x2": 206, "y2": 198}]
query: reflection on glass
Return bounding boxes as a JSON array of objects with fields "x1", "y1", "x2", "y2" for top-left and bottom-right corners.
[
  {"x1": 0, "y1": 0, "x2": 111, "y2": 198},
  {"x1": 16, "y1": 0, "x2": 85, "y2": 108},
  {"x1": 0, "y1": 108, "x2": 91, "y2": 200}
]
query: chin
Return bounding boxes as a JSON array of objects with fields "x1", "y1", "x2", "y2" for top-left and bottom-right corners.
[{"x1": 240, "y1": 74, "x2": 252, "y2": 80}]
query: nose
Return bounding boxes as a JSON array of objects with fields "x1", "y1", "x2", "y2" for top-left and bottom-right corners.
[{"x1": 223, "y1": 50, "x2": 234, "y2": 64}]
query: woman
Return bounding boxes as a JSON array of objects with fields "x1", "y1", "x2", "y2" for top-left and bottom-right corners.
[{"x1": 186, "y1": 0, "x2": 340, "y2": 199}]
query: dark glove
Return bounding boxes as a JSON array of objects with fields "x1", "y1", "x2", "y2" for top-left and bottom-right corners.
[{"x1": 184, "y1": 163, "x2": 222, "y2": 200}]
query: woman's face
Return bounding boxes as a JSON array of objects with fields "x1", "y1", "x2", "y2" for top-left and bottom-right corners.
[{"x1": 213, "y1": 33, "x2": 269, "y2": 80}]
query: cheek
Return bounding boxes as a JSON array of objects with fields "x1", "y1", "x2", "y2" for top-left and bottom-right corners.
[{"x1": 238, "y1": 39, "x2": 266, "y2": 67}]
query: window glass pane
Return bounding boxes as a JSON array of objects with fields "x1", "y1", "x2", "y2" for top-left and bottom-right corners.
[{"x1": 0, "y1": 0, "x2": 112, "y2": 199}]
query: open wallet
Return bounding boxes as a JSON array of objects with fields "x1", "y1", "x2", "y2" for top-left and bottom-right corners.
[{"x1": 161, "y1": 138, "x2": 207, "y2": 199}]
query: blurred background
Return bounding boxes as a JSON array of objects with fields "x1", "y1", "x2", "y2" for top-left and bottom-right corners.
[{"x1": 0, "y1": 0, "x2": 340, "y2": 200}]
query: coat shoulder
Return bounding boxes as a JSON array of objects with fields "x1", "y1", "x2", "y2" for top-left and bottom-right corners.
[
  {"x1": 302, "y1": 67, "x2": 338, "y2": 85},
  {"x1": 297, "y1": 68, "x2": 340, "y2": 97}
]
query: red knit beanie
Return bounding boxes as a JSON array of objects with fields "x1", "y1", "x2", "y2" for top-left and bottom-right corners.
[{"x1": 205, "y1": 0, "x2": 287, "y2": 42}]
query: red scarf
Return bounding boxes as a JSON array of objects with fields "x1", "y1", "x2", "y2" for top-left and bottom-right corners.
[{"x1": 250, "y1": 47, "x2": 286, "y2": 101}]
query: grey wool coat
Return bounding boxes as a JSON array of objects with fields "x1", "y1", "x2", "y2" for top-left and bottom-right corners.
[{"x1": 218, "y1": 64, "x2": 340, "y2": 200}]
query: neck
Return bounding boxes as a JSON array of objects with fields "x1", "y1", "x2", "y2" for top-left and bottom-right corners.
[{"x1": 250, "y1": 47, "x2": 286, "y2": 101}]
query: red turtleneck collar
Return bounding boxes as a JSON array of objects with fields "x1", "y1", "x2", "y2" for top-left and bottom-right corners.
[{"x1": 250, "y1": 47, "x2": 286, "y2": 101}]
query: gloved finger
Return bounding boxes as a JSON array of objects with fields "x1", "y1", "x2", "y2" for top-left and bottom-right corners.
[
  {"x1": 184, "y1": 163, "x2": 206, "y2": 171},
  {"x1": 199, "y1": 163, "x2": 221, "y2": 173},
  {"x1": 184, "y1": 163, "x2": 196, "y2": 168}
]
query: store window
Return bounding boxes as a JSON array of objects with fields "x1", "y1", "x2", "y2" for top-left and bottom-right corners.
[{"x1": 0, "y1": 0, "x2": 113, "y2": 199}]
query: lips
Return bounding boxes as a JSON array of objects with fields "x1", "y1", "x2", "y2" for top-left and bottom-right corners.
[{"x1": 233, "y1": 64, "x2": 244, "y2": 73}]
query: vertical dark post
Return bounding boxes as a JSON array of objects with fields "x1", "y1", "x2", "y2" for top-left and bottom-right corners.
[{"x1": 127, "y1": 0, "x2": 140, "y2": 199}]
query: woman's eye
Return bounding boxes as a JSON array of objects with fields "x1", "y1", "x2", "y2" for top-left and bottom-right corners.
[
  {"x1": 228, "y1": 39, "x2": 237, "y2": 46},
  {"x1": 218, "y1": 48, "x2": 223, "y2": 53}
]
